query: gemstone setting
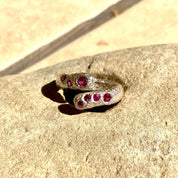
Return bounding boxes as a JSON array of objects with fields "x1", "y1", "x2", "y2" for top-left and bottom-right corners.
[
  {"x1": 77, "y1": 76, "x2": 87, "y2": 87},
  {"x1": 93, "y1": 93, "x2": 100, "y2": 101},
  {"x1": 67, "y1": 80, "x2": 73, "y2": 87},
  {"x1": 84, "y1": 94, "x2": 91, "y2": 102},
  {"x1": 61, "y1": 75, "x2": 66, "y2": 81},
  {"x1": 77, "y1": 101, "x2": 84, "y2": 108},
  {"x1": 103, "y1": 93, "x2": 112, "y2": 102}
]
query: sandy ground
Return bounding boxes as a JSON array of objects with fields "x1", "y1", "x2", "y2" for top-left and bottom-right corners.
[
  {"x1": 0, "y1": 0, "x2": 177, "y2": 72},
  {"x1": 0, "y1": 44, "x2": 177, "y2": 177}
]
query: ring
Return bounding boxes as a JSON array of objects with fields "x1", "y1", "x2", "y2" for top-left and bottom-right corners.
[{"x1": 56, "y1": 73, "x2": 124, "y2": 110}]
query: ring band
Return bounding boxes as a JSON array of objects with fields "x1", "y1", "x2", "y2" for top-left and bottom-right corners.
[{"x1": 56, "y1": 73, "x2": 124, "y2": 110}]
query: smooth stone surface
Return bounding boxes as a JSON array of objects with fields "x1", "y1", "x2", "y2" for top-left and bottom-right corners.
[
  {"x1": 0, "y1": 44, "x2": 177, "y2": 177},
  {"x1": 0, "y1": 1, "x2": 178, "y2": 73},
  {"x1": 0, "y1": 0, "x2": 112, "y2": 68}
]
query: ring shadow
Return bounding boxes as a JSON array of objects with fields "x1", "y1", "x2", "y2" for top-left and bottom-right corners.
[{"x1": 41, "y1": 80, "x2": 119, "y2": 115}]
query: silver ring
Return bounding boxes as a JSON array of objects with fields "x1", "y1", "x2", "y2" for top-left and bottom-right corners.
[{"x1": 56, "y1": 73, "x2": 124, "y2": 110}]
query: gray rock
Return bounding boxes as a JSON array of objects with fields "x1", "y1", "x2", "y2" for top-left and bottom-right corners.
[{"x1": 0, "y1": 44, "x2": 177, "y2": 177}]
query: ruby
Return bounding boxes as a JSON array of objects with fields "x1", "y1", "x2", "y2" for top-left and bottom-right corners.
[
  {"x1": 84, "y1": 94, "x2": 91, "y2": 102},
  {"x1": 61, "y1": 75, "x2": 66, "y2": 81},
  {"x1": 103, "y1": 93, "x2": 112, "y2": 102},
  {"x1": 93, "y1": 93, "x2": 100, "y2": 101},
  {"x1": 67, "y1": 80, "x2": 73, "y2": 87},
  {"x1": 77, "y1": 76, "x2": 87, "y2": 87},
  {"x1": 77, "y1": 101, "x2": 83, "y2": 108}
]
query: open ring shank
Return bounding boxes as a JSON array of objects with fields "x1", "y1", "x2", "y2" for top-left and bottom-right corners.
[{"x1": 56, "y1": 73, "x2": 124, "y2": 110}]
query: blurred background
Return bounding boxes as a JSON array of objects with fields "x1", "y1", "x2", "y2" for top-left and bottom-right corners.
[{"x1": 0, "y1": 0, "x2": 177, "y2": 74}]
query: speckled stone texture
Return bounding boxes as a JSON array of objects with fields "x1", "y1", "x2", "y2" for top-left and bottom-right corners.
[{"x1": 0, "y1": 44, "x2": 177, "y2": 177}]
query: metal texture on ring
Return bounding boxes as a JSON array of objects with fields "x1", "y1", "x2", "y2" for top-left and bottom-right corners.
[{"x1": 56, "y1": 73, "x2": 124, "y2": 110}]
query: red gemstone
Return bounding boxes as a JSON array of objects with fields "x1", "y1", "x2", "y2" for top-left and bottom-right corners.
[
  {"x1": 61, "y1": 75, "x2": 66, "y2": 81},
  {"x1": 84, "y1": 94, "x2": 91, "y2": 102},
  {"x1": 67, "y1": 80, "x2": 73, "y2": 87},
  {"x1": 77, "y1": 76, "x2": 87, "y2": 87},
  {"x1": 77, "y1": 101, "x2": 83, "y2": 108},
  {"x1": 93, "y1": 93, "x2": 100, "y2": 101},
  {"x1": 103, "y1": 93, "x2": 112, "y2": 102}
]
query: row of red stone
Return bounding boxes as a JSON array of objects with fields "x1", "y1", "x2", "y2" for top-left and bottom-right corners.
[
  {"x1": 78, "y1": 93, "x2": 112, "y2": 108},
  {"x1": 61, "y1": 75, "x2": 88, "y2": 87},
  {"x1": 84, "y1": 93, "x2": 112, "y2": 102}
]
